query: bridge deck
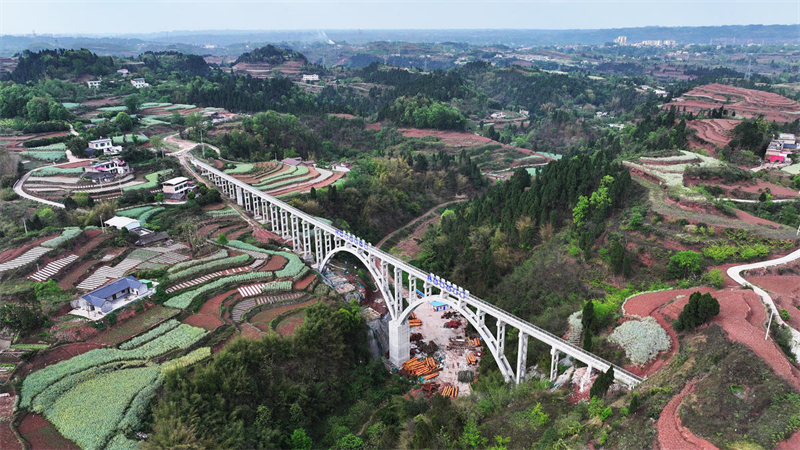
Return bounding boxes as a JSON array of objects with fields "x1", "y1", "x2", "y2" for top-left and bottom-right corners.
[{"x1": 190, "y1": 158, "x2": 643, "y2": 386}]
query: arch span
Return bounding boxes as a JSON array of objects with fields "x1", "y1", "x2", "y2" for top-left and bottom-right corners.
[
  {"x1": 319, "y1": 246, "x2": 397, "y2": 320},
  {"x1": 391, "y1": 294, "x2": 515, "y2": 379}
]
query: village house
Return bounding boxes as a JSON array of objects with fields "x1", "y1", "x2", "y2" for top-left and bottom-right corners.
[
  {"x1": 301, "y1": 74, "x2": 320, "y2": 82},
  {"x1": 86, "y1": 137, "x2": 123, "y2": 156},
  {"x1": 281, "y1": 157, "x2": 316, "y2": 167},
  {"x1": 70, "y1": 276, "x2": 154, "y2": 318},
  {"x1": 84, "y1": 158, "x2": 131, "y2": 177},
  {"x1": 131, "y1": 78, "x2": 150, "y2": 88},
  {"x1": 331, "y1": 161, "x2": 354, "y2": 173},
  {"x1": 104, "y1": 216, "x2": 141, "y2": 231},
  {"x1": 765, "y1": 133, "x2": 797, "y2": 163},
  {"x1": 161, "y1": 176, "x2": 194, "y2": 200},
  {"x1": 87, "y1": 79, "x2": 101, "y2": 89},
  {"x1": 117, "y1": 68, "x2": 130, "y2": 76}
]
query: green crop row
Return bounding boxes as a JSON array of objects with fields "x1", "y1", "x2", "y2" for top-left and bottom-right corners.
[
  {"x1": 31, "y1": 167, "x2": 84, "y2": 176},
  {"x1": 20, "y1": 151, "x2": 66, "y2": 161},
  {"x1": 20, "y1": 324, "x2": 206, "y2": 407},
  {"x1": 224, "y1": 163, "x2": 255, "y2": 174},
  {"x1": 167, "y1": 254, "x2": 251, "y2": 282},
  {"x1": 123, "y1": 169, "x2": 171, "y2": 191},
  {"x1": 164, "y1": 271, "x2": 275, "y2": 309},
  {"x1": 262, "y1": 280, "x2": 293, "y2": 292},
  {"x1": 168, "y1": 249, "x2": 227, "y2": 273},
  {"x1": 226, "y1": 239, "x2": 268, "y2": 253},
  {"x1": 41, "y1": 227, "x2": 82, "y2": 248},
  {"x1": 118, "y1": 319, "x2": 180, "y2": 350}
]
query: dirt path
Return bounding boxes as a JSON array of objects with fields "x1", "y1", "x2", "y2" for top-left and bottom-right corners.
[
  {"x1": 376, "y1": 199, "x2": 466, "y2": 250},
  {"x1": 656, "y1": 380, "x2": 719, "y2": 450}
]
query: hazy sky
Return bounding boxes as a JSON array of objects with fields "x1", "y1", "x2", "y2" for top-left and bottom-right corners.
[{"x1": 1, "y1": 0, "x2": 799, "y2": 36}]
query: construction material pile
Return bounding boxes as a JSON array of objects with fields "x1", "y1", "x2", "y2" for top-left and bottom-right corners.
[
  {"x1": 441, "y1": 385, "x2": 459, "y2": 398},
  {"x1": 409, "y1": 312, "x2": 422, "y2": 327},
  {"x1": 401, "y1": 357, "x2": 441, "y2": 381},
  {"x1": 466, "y1": 353, "x2": 478, "y2": 365}
]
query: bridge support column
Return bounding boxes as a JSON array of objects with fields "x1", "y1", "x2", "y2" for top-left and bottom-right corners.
[
  {"x1": 407, "y1": 275, "x2": 417, "y2": 303},
  {"x1": 280, "y1": 210, "x2": 290, "y2": 240},
  {"x1": 393, "y1": 267, "x2": 403, "y2": 317},
  {"x1": 550, "y1": 348, "x2": 560, "y2": 382},
  {"x1": 291, "y1": 215, "x2": 300, "y2": 252},
  {"x1": 302, "y1": 221, "x2": 311, "y2": 258},
  {"x1": 314, "y1": 228, "x2": 323, "y2": 267},
  {"x1": 236, "y1": 186, "x2": 243, "y2": 206},
  {"x1": 270, "y1": 205, "x2": 278, "y2": 233},
  {"x1": 389, "y1": 318, "x2": 411, "y2": 367},
  {"x1": 516, "y1": 332, "x2": 528, "y2": 385},
  {"x1": 496, "y1": 321, "x2": 505, "y2": 355}
]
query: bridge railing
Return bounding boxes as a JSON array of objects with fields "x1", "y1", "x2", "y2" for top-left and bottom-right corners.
[{"x1": 191, "y1": 158, "x2": 643, "y2": 386}]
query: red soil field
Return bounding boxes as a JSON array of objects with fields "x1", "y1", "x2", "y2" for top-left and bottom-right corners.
[
  {"x1": 687, "y1": 119, "x2": 737, "y2": 148},
  {"x1": 294, "y1": 274, "x2": 316, "y2": 290},
  {"x1": 18, "y1": 413, "x2": 78, "y2": 450},
  {"x1": 665, "y1": 84, "x2": 800, "y2": 123},
  {"x1": 624, "y1": 287, "x2": 715, "y2": 377},
  {"x1": 745, "y1": 273, "x2": 800, "y2": 323},
  {"x1": 250, "y1": 299, "x2": 318, "y2": 333},
  {"x1": 656, "y1": 380, "x2": 718, "y2": 450},
  {"x1": 183, "y1": 314, "x2": 224, "y2": 331},
  {"x1": 684, "y1": 177, "x2": 799, "y2": 199},
  {"x1": 55, "y1": 160, "x2": 92, "y2": 169},
  {"x1": 240, "y1": 322, "x2": 263, "y2": 339},
  {"x1": 275, "y1": 313, "x2": 305, "y2": 336},
  {"x1": 263, "y1": 255, "x2": 287, "y2": 271},
  {"x1": 0, "y1": 420, "x2": 22, "y2": 450},
  {"x1": 253, "y1": 227, "x2": 283, "y2": 244},
  {"x1": 0, "y1": 236, "x2": 55, "y2": 263},
  {"x1": 271, "y1": 171, "x2": 344, "y2": 197}
]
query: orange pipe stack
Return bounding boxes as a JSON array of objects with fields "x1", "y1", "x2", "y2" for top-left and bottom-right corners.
[
  {"x1": 402, "y1": 357, "x2": 440, "y2": 377},
  {"x1": 441, "y1": 386, "x2": 459, "y2": 398},
  {"x1": 472, "y1": 338, "x2": 481, "y2": 347},
  {"x1": 409, "y1": 319, "x2": 422, "y2": 327},
  {"x1": 466, "y1": 353, "x2": 478, "y2": 365}
]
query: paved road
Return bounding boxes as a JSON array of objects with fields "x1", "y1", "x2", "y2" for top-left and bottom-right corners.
[
  {"x1": 715, "y1": 197, "x2": 799, "y2": 204},
  {"x1": 13, "y1": 169, "x2": 65, "y2": 208},
  {"x1": 727, "y1": 247, "x2": 800, "y2": 359}
]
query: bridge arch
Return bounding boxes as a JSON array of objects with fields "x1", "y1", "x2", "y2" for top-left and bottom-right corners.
[
  {"x1": 393, "y1": 294, "x2": 514, "y2": 381},
  {"x1": 319, "y1": 246, "x2": 397, "y2": 320}
]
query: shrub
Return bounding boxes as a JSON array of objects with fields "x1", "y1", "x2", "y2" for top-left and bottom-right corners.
[
  {"x1": 608, "y1": 317, "x2": 671, "y2": 365},
  {"x1": 667, "y1": 251, "x2": 702, "y2": 279},
  {"x1": 702, "y1": 244, "x2": 738, "y2": 263},
  {"x1": 703, "y1": 269, "x2": 724, "y2": 288},
  {"x1": 781, "y1": 309, "x2": 791, "y2": 321}
]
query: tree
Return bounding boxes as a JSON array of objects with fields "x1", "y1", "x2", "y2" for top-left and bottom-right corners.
[
  {"x1": 115, "y1": 112, "x2": 133, "y2": 131},
  {"x1": 124, "y1": 94, "x2": 142, "y2": 114},
  {"x1": 290, "y1": 429, "x2": 313, "y2": 450},
  {"x1": 674, "y1": 291, "x2": 720, "y2": 331},
  {"x1": 65, "y1": 136, "x2": 88, "y2": 155},
  {"x1": 589, "y1": 366, "x2": 615, "y2": 399},
  {"x1": 667, "y1": 250, "x2": 702, "y2": 279},
  {"x1": 216, "y1": 233, "x2": 228, "y2": 245},
  {"x1": 155, "y1": 192, "x2": 165, "y2": 203},
  {"x1": 63, "y1": 196, "x2": 78, "y2": 210},
  {"x1": 581, "y1": 301, "x2": 596, "y2": 333},
  {"x1": 26, "y1": 97, "x2": 51, "y2": 122}
]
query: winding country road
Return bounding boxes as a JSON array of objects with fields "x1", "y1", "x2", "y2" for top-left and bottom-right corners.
[
  {"x1": 13, "y1": 169, "x2": 66, "y2": 208},
  {"x1": 727, "y1": 247, "x2": 800, "y2": 359}
]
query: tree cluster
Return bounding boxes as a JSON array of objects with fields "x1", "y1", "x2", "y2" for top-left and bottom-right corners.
[{"x1": 674, "y1": 291, "x2": 720, "y2": 331}]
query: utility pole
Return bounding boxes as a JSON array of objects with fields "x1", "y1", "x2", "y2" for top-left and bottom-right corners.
[
  {"x1": 766, "y1": 307, "x2": 775, "y2": 340},
  {"x1": 22, "y1": 218, "x2": 27, "y2": 234},
  {"x1": 100, "y1": 215, "x2": 105, "y2": 233}
]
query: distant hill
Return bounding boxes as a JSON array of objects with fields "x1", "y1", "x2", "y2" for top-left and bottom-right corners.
[{"x1": 233, "y1": 45, "x2": 307, "y2": 66}]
